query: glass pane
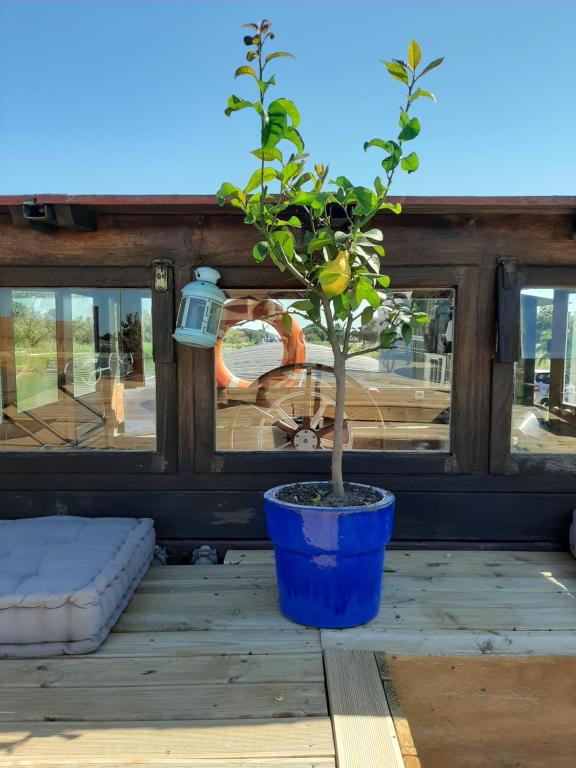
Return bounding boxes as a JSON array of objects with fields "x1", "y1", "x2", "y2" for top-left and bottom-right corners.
[
  {"x1": 184, "y1": 298, "x2": 206, "y2": 330},
  {"x1": 215, "y1": 291, "x2": 453, "y2": 452},
  {"x1": 0, "y1": 288, "x2": 156, "y2": 452},
  {"x1": 512, "y1": 288, "x2": 576, "y2": 454},
  {"x1": 207, "y1": 302, "x2": 222, "y2": 336}
]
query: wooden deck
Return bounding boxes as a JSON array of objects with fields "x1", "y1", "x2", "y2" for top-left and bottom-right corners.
[{"x1": 1, "y1": 549, "x2": 575, "y2": 767}]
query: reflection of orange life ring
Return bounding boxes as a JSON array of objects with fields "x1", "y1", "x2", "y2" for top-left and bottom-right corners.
[{"x1": 215, "y1": 299, "x2": 306, "y2": 389}]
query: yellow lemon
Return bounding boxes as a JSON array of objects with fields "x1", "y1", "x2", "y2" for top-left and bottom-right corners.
[{"x1": 319, "y1": 251, "x2": 351, "y2": 298}]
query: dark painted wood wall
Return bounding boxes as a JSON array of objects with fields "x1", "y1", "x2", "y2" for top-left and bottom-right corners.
[{"x1": 1, "y1": 200, "x2": 575, "y2": 551}]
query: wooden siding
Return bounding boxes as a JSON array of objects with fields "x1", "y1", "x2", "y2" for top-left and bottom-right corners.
[{"x1": 1, "y1": 198, "x2": 576, "y2": 546}]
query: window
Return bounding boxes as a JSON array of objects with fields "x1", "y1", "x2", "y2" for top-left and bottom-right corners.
[
  {"x1": 512, "y1": 287, "x2": 576, "y2": 454},
  {"x1": 215, "y1": 290, "x2": 454, "y2": 453},
  {"x1": 0, "y1": 288, "x2": 156, "y2": 452}
]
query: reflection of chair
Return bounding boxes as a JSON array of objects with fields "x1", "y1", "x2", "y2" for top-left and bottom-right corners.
[{"x1": 1, "y1": 385, "x2": 105, "y2": 449}]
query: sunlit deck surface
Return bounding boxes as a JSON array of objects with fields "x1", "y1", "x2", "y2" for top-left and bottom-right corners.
[{"x1": 1, "y1": 549, "x2": 575, "y2": 767}]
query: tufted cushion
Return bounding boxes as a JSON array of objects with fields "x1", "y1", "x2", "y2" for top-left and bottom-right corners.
[{"x1": 0, "y1": 516, "x2": 154, "y2": 657}]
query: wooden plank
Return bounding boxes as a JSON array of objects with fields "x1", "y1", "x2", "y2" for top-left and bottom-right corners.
[
  {"x1": 324, "y1": 649, "x2": 404, "y2": 768},
  {"x1": 96, "y1": 630, "x2": 321, "y2": 657},
  {"x1": 113, "y1": 607, "x2": 298, "y2": 632},
  {"x1": 141, "y1": 572, "x2": 576, "y2": 595},
  {"x1": 2, "y1": 682, "x2": 328, "y2": 722},
  {"x1": 0, "y1": 653, "x2": 324, "y2": 688},
  {"x1": 227, "y1": 549, "x2": 576, "y2": 566},
  {"x1": 376, "y1": 655, "x2": 420, "y2": 765},
  {"x1": 0, "y1": 761, "x2": 336, "y2": 768},
  {"x1": 0, "y1": 718, "x2": 335, "y2": 761},
  {"x1": 224, "y1": 549, "x2": 576, "y2": 566},
  {"x1": 127, "y1": 586, "x2": 575, "y2": 613},
  {"x1": 321, "y1": 628, "x2": 576, "y2": 656},
  {"x1": 126, "y1": 589, "x2": 280, "y2": 612},
  {"x1": 0, "y1": 760, "x2": 336, "y2": 768}
]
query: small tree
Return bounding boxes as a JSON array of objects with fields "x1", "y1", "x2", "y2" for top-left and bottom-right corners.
[{"x1": 218, "y1": 19, "x2": 443, "y2": 500}]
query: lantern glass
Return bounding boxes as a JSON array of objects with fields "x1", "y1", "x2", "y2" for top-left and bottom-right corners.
[
  {"x1": 184, "y1": 297, "x2": 208, "y2": 330},
  {"x1": 207, "y1": 302, "x2": 222, "y2": 335}
]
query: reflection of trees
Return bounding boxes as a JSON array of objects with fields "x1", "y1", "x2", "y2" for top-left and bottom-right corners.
[
  {"x1": 535, "y1": 304, "x2": 553, "y2": 365},
  {"x1": 121, "y1": 312, "x2": 141, "y2": 354},
  {"x1": 11, "y1": 300, "x2": 54, "y2": 349},
  {"x1": 303, "y1": 325, "x2": 329, "y2": 344}
]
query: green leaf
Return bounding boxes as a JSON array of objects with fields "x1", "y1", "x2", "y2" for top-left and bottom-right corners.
[
  {"x1": 401, "y1": 323, "x2": 413, "y2": 345},
  {"x1": 281, "y1": 313, "x2": 293, "y2": 334},
  {"x1": 308, "y1": 230, "x2": 334, "y2": 253},
  {"x1": 355, "y1": 278, "x2": 381, "y2": 309},
  {"x1": 216, "y1": 182, "x2": 245, "y2": 207},
  {"x1": 380, "y1": 141, "x2": 402, "y2": 172},
  {"x1": 234, "y1": 65, "x2": 257, "y2": 79},
  {"x1": 352, "y1": 187, "x2": 377, "y2": 217},
  {"x1": 224, "y1": 95, "x2": 255, "y2": 117},
  {"x1": 380, "y1": 202, "x2": 402, "y2": 214},
  {"x1": 251, "y1": 147, "x2": 283, "y2": 162},
  {"x1": 332, "y1": 292, "x2": 350, "y2": 321},
  {"x1": 400, "y1": 151, "x2": 419, "y2": 173},
  {"x1": 419, "y1": 57, "x2": 444, "y2": 77},
  {"x1": 372, "y1": 245, "x2": 385, "y2": 258},
  {"x1": 333, "y1": 175, "x2": 353, "y2": 189},
  {"x1": 262, "y1": 100, "x2": 288, "y2": 149},
  {"x1": 374, "y1": 176, "x2": 386, "y2": 195},
  {"x1": 244, "y1": 167, "x2": 278, "y2": 194},
  {"x1": 407, "y1": 40, "x2": 421, "y2": 69},
  {"x1": 382, "y1": 60, "x2": 409, "y2": 84},
  {"x1": 270, "y1": 230, "x2": 295, "y2": 261},
  {"x1": 412, "y1": 312, "x2": 430, "y2": 324},
  {"x1": 409, "y1": 87, "x2": 436, "y2": 104},
  {"x1": 376, "y1": 274, "x2": 391, "y2": 288},
  {"x1": 284, "y1": 126, "x2": 305, "y2": 154},
  {"x1": 246, "y1": 50, "x2": 258, "y2": 62},
  {"x1": 398, "y1": 117, "x2": 421, "y2": 141},
  {"x1": 283, "y1": 215, "x2": 302, "y2": 228},
  {"x1": 361, "y1": 306, "x2": 375, "y2": 326},
  {"x1": 281, "y1": 161, "x2": 302, "y2": 185},
  {"x1": 363, "y1": 138, "x2": 389, "y2": 152},
  {"x1": 293, "y1": 171, "x2": 314, "y2": 189},
  {"x1": 290, "y1": 191, "x2": 316, "y2": 206},
  {"x1": 274, "y1": 98, "x2": 300, "y2": 127},
  {"x1": 265, "y1": 51, "x2": 295, "y2": 65},
  {"x1": 252, "y1": 241, "x2": 268, "y2": 263},
  {"x1": 363, "y1": 229, "x2": 383, "y2": 241},
  {"x1": 380, "y1": 329, "x2": 397, "y2": 349},
  {"x1": 291, "y1": 299, "x2": 314, "y2": 312}
]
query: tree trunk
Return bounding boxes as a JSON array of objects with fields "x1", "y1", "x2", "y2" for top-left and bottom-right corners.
[{"x1": 331, "y1": 354, "x2": 346, "y2": 499}]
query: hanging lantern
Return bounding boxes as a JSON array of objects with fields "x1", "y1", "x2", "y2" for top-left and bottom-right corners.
[{"x1": 173, "y1": 267, "x2": 226, "y2": 349}]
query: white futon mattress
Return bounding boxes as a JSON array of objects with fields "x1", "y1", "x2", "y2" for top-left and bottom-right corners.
[{"x1": 0, "y1": 516, "x2": 155, "y2": 657}]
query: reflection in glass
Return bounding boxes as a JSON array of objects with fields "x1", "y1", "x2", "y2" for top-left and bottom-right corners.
[
  {"x1": 215, "y1": 291, "x2": 453, "y2": 452},
  {"x1": 0, "y1": 288, "x2": 156, "y2": 452},
  {"x1": 512, "y1": 288, "x2": 576, "y2": 454}
]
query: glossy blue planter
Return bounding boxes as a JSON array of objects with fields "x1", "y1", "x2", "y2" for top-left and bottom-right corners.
[{"x1": 264, "y1": 482, "x2": 395, "y2": 629}]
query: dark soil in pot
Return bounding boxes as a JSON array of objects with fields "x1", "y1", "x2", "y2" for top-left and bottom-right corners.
[{"x1": 275, "y1": 481, "x2": 382, "y2": 508}]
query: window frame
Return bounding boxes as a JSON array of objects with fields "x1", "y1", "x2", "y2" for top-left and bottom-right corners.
[
  {"x1": 0, "y1": 266, "x2": 177, "y2": 474},
  {"x1": 490, "y1": 265, "x2": 576, "y2": 475},
  {"x1": 193, "y1": 265, "x2": 485, "y2": 476}
]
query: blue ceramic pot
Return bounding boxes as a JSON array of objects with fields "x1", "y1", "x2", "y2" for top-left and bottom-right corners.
[{"x1": 264, "y1": 482, "x2": 395, "y2": 629}]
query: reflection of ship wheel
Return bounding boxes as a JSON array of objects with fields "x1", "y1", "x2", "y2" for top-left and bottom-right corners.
[{"x1": 222, "y1": 363, "x2": 384, "y2": 451}]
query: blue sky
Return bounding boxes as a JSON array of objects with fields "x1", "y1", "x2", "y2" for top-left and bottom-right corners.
[{"x1": 0, "y1": 0, "x2": 574, "y2": 196}]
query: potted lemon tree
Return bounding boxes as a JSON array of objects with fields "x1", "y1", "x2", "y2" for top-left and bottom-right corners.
[{"x1": 218, "y1": 19, "x2": 443, "y2": 628}]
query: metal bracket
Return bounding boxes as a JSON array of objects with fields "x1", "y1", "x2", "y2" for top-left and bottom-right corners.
[
  {"x1": 496, "y1": 258, "x2": 522, "y2": 363},
  {"x1": 153, "y1": 260, "x2": 173, "y2": 293}
]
